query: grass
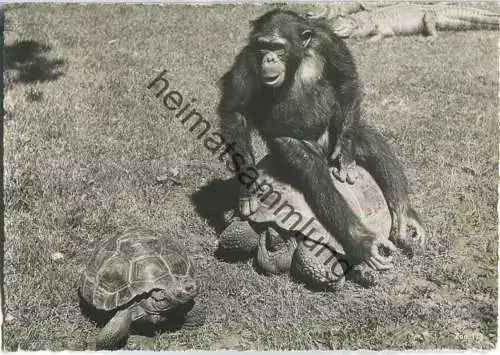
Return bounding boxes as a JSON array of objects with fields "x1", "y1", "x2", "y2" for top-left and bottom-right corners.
[{"x1": 2, "y1": 2, "x2": 498, "y2": 351}]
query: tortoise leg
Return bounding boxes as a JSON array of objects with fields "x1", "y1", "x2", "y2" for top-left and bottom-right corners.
[
  {"x1": 217, "y1": 216, "x2": 260, "y2": 260},
  {"x1": 96, "y1": 309, "x2": 132, "y2": 350},
  {"x1": 182, "y1": 301, "x2": 207, "y2": 329},
  {"x1": 291, "y1": 240, "x2": 348, "y2": 291},
  {"x1": 256, "y1": 226, "x2": 297, "y2": 275},
  {"x1": 344, "y1": 262, "x2": 380, "y2": 288}
]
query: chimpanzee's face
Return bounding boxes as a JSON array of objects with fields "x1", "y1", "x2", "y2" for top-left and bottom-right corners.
[
  {"x1": 255, "y1": 36, "x2": 288, "y2": 88},
  {"x1": 251, "y1": 13, "x2": 313, "y2": 88}
]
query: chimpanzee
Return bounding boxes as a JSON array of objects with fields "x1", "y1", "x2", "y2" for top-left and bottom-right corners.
[{"x1": 218, "y1": 9, "x2": 425, "y2": 270}]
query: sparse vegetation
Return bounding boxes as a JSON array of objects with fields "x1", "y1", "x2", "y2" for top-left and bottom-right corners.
[{"x1": 2, "y1": 3, "x2": 498, "y2": 351}]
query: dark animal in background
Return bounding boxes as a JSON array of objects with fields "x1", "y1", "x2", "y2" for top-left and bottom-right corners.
[{"x1": 218, "y1": 9, "x2": 425, "y2": 270}]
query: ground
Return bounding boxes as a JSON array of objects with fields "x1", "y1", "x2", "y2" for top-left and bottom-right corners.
[{"x1": 1, "y1": 2, "x2": 498, "y2": 351}]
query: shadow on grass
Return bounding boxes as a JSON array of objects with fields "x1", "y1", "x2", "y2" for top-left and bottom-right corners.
[
  {"x1": 190, "y1": 177, "x2": 239, "y2": 235},
  {"x1": 191, "y1": 178, "x2": 262, "y2": 263},
  {"x1": 4, "y1": 39, "x2": 65, "y2": 84}
]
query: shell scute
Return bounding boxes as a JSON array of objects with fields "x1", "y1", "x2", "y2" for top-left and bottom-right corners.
[
  {"x1": 97, "y1": 256, "x2": 130, "y2": 293},
  {"x1": 118, "y1": 236, "x2": 162, "y2": 259},
  {"x1": 86, "y1": 250, "x2": 115, "y2": 278},
  {"x1": 101, "y1": 236, "x2": 120, "y2": 251},
  {"x1": 154, "y1": 273, "x2": 175, "y2": 289},
  {"x1": 93, "y1": 286, "x2": 116, "y2": 311},
  {"x1": 161, "y1": 249, "x2": 189, "y2": 276},
  {"x1": 128, "y1": 280, "x2": 156, "y2": 295},
  {"x1": 130, "y1": 256, "x2": 169, "y2": 283},
  {"x1": 116, "y1": 286, "x2": 134, "y2": 305}
]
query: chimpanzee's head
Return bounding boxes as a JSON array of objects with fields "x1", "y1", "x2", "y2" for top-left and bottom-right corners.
[{"x1": 249, "y1": 10, "x2": 314, "y2": 88}]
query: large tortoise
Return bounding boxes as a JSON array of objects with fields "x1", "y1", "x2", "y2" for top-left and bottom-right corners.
[
  {"x1": 79, "y1": 227, "x2": 206, "y2": 349},
  {"x1": 217, "y1": 154, "x2": 393, "y2": 290}
]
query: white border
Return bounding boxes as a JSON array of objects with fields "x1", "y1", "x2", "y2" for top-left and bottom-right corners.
[{"x1": 0, "y1": 1, "x2": 498, "y2": 355}]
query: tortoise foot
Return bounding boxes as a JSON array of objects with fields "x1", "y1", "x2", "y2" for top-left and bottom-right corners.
[
  {"x1": 291, "y1": 240, "x2": 347, "y2": 291},
  {"x1": 216, "y1": 216, "x2": 260, "y2": 261},
  {"x1": 256, "y1": 226, "x2": 297, "y2": 275},
  {"x1": 182, "y1": 301, "x2": 206, "y2": 329},
  {"x1": 345, "y1": 263, "x2": 380, "y2": 288}
]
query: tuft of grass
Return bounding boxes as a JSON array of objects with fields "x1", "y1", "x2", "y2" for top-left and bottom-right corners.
[
  {"x1": 25, "y1": 88, "x2": 43, "y2": 102},
  {"x1": 2, "y1": 2, "x2": 498, "y2": 351}
]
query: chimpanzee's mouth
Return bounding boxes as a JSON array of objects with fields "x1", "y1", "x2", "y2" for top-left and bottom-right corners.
[{"x1": 263, "y1": 73, "x2": 284, "y2": 86}]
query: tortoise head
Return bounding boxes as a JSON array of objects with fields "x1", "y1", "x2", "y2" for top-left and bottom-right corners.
[
  {"x1": 331, "y1": 15, "x2": 358, "y2": 38},
  {"x1": 143, "y1": 279, "x2": 199, "y2": 314}
]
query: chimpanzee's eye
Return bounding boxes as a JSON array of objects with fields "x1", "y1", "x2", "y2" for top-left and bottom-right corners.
[
  {"x1": 259, "y1": 42, "x2": 285, "y2": 52},
  {"x1": 256, "y1": 49, "x2": 268, "y2": 60}
]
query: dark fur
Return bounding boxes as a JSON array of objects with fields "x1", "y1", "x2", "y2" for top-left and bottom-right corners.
[
  {"x1": 218, "y1": 9, "x2": 424, "y2": 261},
  {"x1": 220, "y1": 10, "x2": 359, "y2": 169},
  {"x1": 353, "y1": 124, "x2": 425, "y2": 250}
]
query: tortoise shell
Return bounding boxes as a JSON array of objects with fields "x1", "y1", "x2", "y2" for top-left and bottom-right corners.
[
  {"x1": 79, "y1": 228, "x2": 195, "y2": 311},
  {"x1": 247, "y1": 154, "x2": 392, "y2": 254}
]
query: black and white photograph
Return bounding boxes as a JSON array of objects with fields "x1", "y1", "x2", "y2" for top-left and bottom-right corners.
[{"x1": 1, "y1": 0, "x2": 498, "y2": 351}]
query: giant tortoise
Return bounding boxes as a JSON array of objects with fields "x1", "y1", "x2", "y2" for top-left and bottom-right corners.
[
  {"x1": 79, "y1": 227, "x2": 206, "y2": 349},
  {"x1": 217, "y1": 153, "x2": 393, "y2": 290}
]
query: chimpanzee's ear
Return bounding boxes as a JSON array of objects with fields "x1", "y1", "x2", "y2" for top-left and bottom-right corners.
[{"x1": 300, "y1": 29, "x2": 313, "y2": 47}]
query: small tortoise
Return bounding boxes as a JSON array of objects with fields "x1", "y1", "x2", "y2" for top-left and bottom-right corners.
[
  {"x1": 79, "y1": 227, "x2": 205, "y2": 349},
  {"x1": 218, "y1": 153, "x2": 393, "y2": 290}
]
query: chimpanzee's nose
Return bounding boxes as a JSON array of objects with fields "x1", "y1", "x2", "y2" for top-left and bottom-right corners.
[{"x1": 265, "y1": 55, "x2": 276, "y2": 64}]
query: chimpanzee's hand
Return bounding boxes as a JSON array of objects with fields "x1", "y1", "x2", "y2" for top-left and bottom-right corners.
[
  {"x1": 329, "y1": 142, "x2": 359, "y2": 184},
  {"x1": 349, "y1": 223, "x2": 397, "y2": 271},
  {"x1": 239, "y1": 189, "x2": 259, "y2": 218},
  {"x1": 364, "y1": 237, "x2": 397, "y2": 271},
  {"x1": 391, "y1": 210, "x2": 427, "y2": 254},
  {"x1": 331, "y1": 160, "x2": 358, "y2": 185}
]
